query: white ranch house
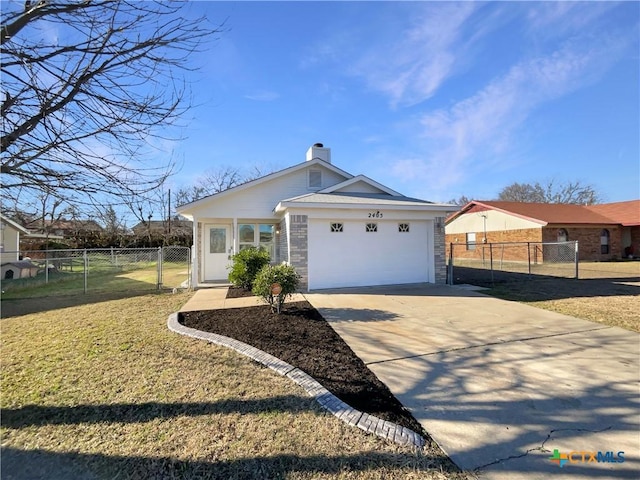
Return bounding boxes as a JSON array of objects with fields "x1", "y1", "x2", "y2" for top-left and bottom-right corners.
[{"x1": 178, "y1": 144, "x2": 456, "y2": 290}]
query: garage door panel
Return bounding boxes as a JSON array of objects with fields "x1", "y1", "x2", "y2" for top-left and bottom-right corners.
[{"x1": 308, "y1": 220, "x2": 430, "y2": 290}]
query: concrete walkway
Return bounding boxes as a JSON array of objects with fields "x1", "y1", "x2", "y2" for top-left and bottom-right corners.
[
  {"x1": 179, "y1": 287, "x2": 306, "y2": 312},
  {"x1": 305, "y1": 284, "x2": 639, "y2": 480}
]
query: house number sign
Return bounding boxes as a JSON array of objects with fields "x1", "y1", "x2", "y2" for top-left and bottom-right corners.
[{"x1": 367, "y1": 211, "x2": 383, "y2": 218}]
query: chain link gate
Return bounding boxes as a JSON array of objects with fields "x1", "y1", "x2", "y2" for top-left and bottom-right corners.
[{"x1": 447, "y1": 241, "x2": 579, "y2": 286}]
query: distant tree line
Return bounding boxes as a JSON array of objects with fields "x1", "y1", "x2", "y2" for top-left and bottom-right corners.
[{"x1": 449, "y1": 179, "x2": 601, "y2": 206}]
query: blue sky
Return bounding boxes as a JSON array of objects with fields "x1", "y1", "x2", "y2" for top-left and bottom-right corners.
[{"x1": 165, "y1": 1, "x2": 639, "y2": 204}]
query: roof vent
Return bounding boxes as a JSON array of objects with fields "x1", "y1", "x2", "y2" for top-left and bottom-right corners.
[{"x1": 306, "y1": 143, "x2": 331, "y2": 164}]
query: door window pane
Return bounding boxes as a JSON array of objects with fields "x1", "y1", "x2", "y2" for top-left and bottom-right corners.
[
  {"x1": 209, "y1": 228, "x2": 226, "y2": 254},
  {"x1": 259, "y1": 224, "x2": 274, "y2": 243}
]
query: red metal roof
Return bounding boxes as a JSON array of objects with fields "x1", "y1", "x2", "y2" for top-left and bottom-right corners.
[
  {"x1": 587, "y1": 200, "x2": 640, "y2": 226},
  {"x1": 447, "y1": 200, "x2": 640, "y2": 226}
]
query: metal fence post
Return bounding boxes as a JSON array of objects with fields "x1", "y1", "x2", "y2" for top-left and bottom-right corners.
[
  {"x1": 45, "y1": 256, "x2": 49, "y2": 284},
  {"x1": 448, "y1": 243, "x2": 453, "y2": 285},
  {"x1": 527, "y1": 242, "x2": 531, "y2": 275},
  {"x1": 489, "y1": 242, "x2": 494, "y2": 285},
  {"x1": 157, "y1": 247, "x2": 163, "y2": 290},
  {"x1": 574, "y1": 241, "x2": 579, "y2": 279},
  {"x1": 83, "y1": 249, "x2": 88, "y2": 294}
]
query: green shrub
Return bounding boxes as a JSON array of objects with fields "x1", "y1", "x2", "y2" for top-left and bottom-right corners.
[
  {"x1": 252, "y1": 263, "x2": 300, "y2": 313},
  {"x1": 227, "y1": 247, "x2": 271, "y2": 290}
]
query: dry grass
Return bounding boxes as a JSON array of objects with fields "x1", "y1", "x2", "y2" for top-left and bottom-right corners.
[
  {"x1": 1, "y1": 292, "x2": 466, "y2": 479},
  {"x1": 484, "y1": 261, "x2": 640, "y2": 332}
]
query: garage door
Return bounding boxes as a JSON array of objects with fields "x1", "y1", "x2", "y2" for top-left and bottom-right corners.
[{"x1": 307, "y1": 219, "x2": 431, "y2": 290}]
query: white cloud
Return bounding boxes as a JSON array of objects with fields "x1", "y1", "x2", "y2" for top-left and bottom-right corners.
[
  {"x1": 349, "y1": 2, "x2": 478, "y2": 108},
  {"x1": 244, "y1": 91, "x2": 280, "y2": 102},
  {"x1": 389, "y1": 32, "x2": 631, "y2": 193}
]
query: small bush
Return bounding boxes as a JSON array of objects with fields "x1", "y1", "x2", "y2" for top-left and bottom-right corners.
[
  {"x1": 252, "y1": 263, "x2": 300, "y2": 313},
  {"x1": 227, "y1": 247, "x2": 270, "y2": 290}
]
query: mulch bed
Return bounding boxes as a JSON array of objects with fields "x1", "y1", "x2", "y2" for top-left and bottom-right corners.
[
  {"x1": 226, "y1": 286, "x2": 256, "y2": 299},
  {"x1": 179, "y1": 298, "x2": 427, "y2": 436}
]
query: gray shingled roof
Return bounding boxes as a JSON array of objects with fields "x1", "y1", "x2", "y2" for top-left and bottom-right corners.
[{"x1": 282, "y1": 192, "x2": 435, "y2": 206}]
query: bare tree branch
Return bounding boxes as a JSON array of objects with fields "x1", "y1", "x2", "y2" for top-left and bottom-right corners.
[{"x1": 1, "y1": 0, "x2": 220, "y2": 208}]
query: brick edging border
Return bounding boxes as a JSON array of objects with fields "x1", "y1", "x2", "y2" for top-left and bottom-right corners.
[{"x1": 167, "y1": 312, "x2": 425, "y2": 448}]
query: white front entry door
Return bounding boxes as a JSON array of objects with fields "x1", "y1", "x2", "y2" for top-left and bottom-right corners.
[{"x1": 204, "y1": 224, "x2": 231, "y2": 281}]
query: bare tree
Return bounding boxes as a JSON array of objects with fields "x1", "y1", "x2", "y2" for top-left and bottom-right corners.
[
  {"x1": 447, "y1": 195, "x2": 473, "y2": 206},
  {"x1": 1, "y1": 0, "x2": 217, "y2": 206},
  {"x1": 497, "y1": 180, "x2": 600, "y2": 205}
]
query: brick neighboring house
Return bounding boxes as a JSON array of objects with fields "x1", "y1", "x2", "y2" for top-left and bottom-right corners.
[{"x1": 445, "y1": 200, "x2": 640, "y2": 262}]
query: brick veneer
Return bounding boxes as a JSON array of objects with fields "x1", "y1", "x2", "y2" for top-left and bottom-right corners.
[
  {"x1": 446, "y1": 225, "x2": 627, "y2": 262},
  {"x1": 434, "y1": 217, "x2": 447, "y2": 283},
  {"x1": 288, "y1": 214, "x2": 308, "y2": 290}
]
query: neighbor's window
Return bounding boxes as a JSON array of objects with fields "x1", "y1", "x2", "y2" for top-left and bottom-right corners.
[
  {"x1": 366, "y1": 223, "x2": 377, "y2": 232},
  {"x1": 600, "y1": 229, "x2": 610, "y2": 254},
  {"x1": 330, "y1": 222, "x2": 343, "y2": 232},
  {"x1": 309, "y1": 169, "x2": 322, "y2": 189},
  {"x1": 466, "y1": 232, "x2": 476, "y2": 251},
  {"x1": 557, "y1": 228, "x2": 568, "y2": 242},
  {"x1": 398, "y1": 223, "x2": 410, "y2": 233}
]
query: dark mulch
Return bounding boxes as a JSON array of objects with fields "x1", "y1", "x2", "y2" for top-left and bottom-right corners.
[
  {"x1": 226, "y1": 286, "x2": 255, "y2": 299},
  {"x1": 179, "y1": 300, "x2": 427, "y2": 437}
]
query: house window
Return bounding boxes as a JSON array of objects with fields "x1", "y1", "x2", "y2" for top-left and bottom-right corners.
[
  {"x1": 238, "y1": 223, "x2": 275, "y2": 258},
  {"x1": 330, "y1": 223, "x2": 343, "y2": 232},
  {"x1": 466, "y1": 232, "x2": 476, "y2": 251},
  {"x1": 398, "y1": 223, "x2": 410, "y2": 232},
  {"x1": 557, "y1": 228, "x2": 568, "y2": 242},
  {"x1": 308, "y1": 169, "x2": 322, "y2": 189},
  {"x1": 600, "y1": 229, "x2": 610, "y2": 254},
  {"x1": 366, "y1": 223, "x2": 377, "y2": 232}
]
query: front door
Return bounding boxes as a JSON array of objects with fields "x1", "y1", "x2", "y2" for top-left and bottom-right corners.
[{"x1": 204, "y1": 224, "x2": 231, "y2": 281}]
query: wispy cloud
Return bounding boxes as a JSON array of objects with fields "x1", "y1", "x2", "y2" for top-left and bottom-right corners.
[
  {"x1": 349, "y1": 3, "x2": 479, "y2": 108},
  {"x1": 244, "y1": 91, "x2": 280, "y2": 102},
  {"x1": 389, "y1": 31, "x2": 632, "y2": 194}
]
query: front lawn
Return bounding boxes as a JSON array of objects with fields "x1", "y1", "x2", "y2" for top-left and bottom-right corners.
[{"x1": 1, "y1": 292, "x2": 466, "y2": 479}]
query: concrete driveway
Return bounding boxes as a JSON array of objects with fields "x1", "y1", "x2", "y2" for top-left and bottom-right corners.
[{"x1": 305, "y1": 284, "x2": 639, "y2": 480}]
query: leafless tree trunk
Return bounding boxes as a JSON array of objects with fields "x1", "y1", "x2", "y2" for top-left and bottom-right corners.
[{"x1": 1, "y1": 0, "x2": 218, "y2": 207}]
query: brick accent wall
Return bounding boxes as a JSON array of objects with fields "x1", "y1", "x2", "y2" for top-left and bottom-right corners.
[
  {"x1": 542, "y1": 225, "x2": 622, "y2": 261},
  {"x1": 629, "y1": 227, "x2": 640, "y2": 257},
  {"x1": 445, "y1": 228, "x2": 542, "y2": 262},
  {"x1": 434, "y1": 217, "x2": 447, "y2": 284},
  {"x1": 445, "y1": 225, "x2": 626, "y2": 262},
  {"x1": 288, "y1": 214, "x2": 308, "y2": 290}
]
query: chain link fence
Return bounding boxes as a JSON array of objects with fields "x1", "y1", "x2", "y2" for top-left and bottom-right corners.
[
  {"x1": 447, "y1": 241, "x2": 579, "y2": 286},
  {"x1": 1, "y1": 246, "x2": 190, "y2": 300}
]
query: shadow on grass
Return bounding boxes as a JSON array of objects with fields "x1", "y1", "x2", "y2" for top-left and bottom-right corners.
[
  {"x1": 451, "y1": 267, "x2": 639, "y2": 301},
  {"x1": 2, "y1": 396, "x2": 317, "y2": 428},
  {"x1": 0, "y1": 446, "x2": 462, "y2": 480},
  {"x1": 0, "y1": 290, "x2": 169, "y2": 318}
]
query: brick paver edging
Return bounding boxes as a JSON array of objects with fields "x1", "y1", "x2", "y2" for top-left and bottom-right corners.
[{"x1": 167, "y1": 312, "x2": 425, "y2": 448}]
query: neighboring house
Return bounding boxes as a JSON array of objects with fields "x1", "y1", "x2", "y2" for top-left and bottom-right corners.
[
  {"x1": 25, "y1": 218, "x2": 103, "y2": 241},
  {"x1": 178, "y1": 143, "x2": 456, "y2": 290},
  {"x1": 445, "y1": 200, "x2": 640, "y2": 262},
  {"x1": 131, "y1": 218, "x2": 193, "y2": 237},
  {"x1": 1, "y1": 213, "x2": 30, "y2": 263}
]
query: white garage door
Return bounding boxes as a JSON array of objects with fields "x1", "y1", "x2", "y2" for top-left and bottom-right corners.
[{"x1": 307, "y1": 219, "x2": 431, "y2": 290}]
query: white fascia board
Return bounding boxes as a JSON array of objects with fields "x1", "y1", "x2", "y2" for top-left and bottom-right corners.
[
  {"x1": 318, "y1": 175, "x2": 402, "y2": 196},
  {"x1": 177, "y1": 158, "x2": 354, "y2": 214},
  {"x1": 275, "y1": 201, "x2": 457, "y2": 214}
]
